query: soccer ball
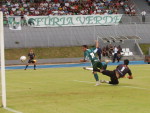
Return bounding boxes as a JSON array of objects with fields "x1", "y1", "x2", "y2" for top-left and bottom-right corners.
[{"x1": 20, "y1": 56, "x2": 26, "y2": 62}]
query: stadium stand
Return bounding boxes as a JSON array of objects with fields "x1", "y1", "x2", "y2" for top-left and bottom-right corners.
[
  {"x1": 120, "y1": 48, "x2": 133, "y2": 56},
  {"x1": 0, "y1": 0, "x2": 135, "y2": 16},
  {"x1": 131, "y1": 0, "x2": 150, "y2": 14}
]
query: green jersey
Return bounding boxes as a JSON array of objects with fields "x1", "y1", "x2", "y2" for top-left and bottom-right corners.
[{"x1": 84, "y1": 48, "x2": 99, "y2": 65}]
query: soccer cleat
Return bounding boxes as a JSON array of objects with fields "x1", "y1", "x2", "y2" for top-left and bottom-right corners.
[
  {"x1": 95, "y1": 81, "x2": 101, "y2": 86},
  {"x1": 105, "y1": 59, "x2": 112, "y2": 63},
  {"x1": 100, "y1": 80, "x2": 109, "y2": 83}
]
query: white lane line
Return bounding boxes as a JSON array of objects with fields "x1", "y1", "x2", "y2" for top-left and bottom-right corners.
[
  {"x1": 4, "y1": 107, "x2": 23, "y2": 113},
  {"x1": 73, "y1": 80, "x2": 150, "y2": 90}
]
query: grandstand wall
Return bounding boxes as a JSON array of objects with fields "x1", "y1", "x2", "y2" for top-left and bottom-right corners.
[{"x1": 4, "y1": 23, "x2": 150, "y2": 49}]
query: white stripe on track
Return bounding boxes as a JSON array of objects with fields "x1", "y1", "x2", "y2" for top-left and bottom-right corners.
[
  {"x1": 73, "y1": 80, "x2": 150, "y2": 90},
  {"x1": 4, "y1": 107, "x2": 23, "y2": 113}
]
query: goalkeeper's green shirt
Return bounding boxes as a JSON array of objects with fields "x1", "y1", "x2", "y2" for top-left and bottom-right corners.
[{"x1": 84, "y1": 48, "x2": 99, "y2": 65}]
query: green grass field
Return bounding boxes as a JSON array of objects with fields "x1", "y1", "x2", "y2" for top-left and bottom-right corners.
[{"x1": 0, "y1": 64, "x2": 150, "y2": 113}]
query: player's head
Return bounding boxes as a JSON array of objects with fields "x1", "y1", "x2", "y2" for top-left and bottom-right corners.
[
  {"x1": 30, "y1": 49, "x2": 33, "y2": 53},
  {"x1": 124, "y1": 59, "x2": 129, "y2": 65},
  {"x1": 82, "y1": 45, "x2": 88, "y2": 51}
]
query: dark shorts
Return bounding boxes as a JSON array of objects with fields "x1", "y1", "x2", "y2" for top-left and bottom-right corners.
[
  {"x1": 28, "y1": 59, "x2": 35, "y2": 63},
  {"x1": 93, "y1": 61, "x2": 107, "y2": 72},
  {"x1": 102, "y1": 70, "x2": 119, "y2": 84}
]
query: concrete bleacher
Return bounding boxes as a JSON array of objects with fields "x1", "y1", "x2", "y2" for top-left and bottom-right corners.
[
  {"x1": 100, "y1": 36, "x2": 140, "y2": 43},
  {"x1": 121, "y1": 48, "x2": 133, "y2": 56},
  {"x1": 131, "y1": 0, "x2": 150, "y2": 14},
  {"x1": 4, "y1": 23, "x2": 150, "y2": 48},
  {"x1": 129, "y1": 0, "x2": 150, "y2": 23}
]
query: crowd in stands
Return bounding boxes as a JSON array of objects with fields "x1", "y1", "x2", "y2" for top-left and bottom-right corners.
[
  {"x1": 124, "y1": 3, "x2": 136, "y2": 16},
  {"x1": 0, "y1": 0, "x2": 136, "y2": 16}
]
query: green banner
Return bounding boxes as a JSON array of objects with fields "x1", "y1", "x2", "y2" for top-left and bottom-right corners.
[{"x1": 25, "y1": 14, "x2": 122, "y2": 27}]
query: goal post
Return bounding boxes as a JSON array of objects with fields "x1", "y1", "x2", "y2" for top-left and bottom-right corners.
[{"x1": 0, "y1": 11, "x2": 7, "y2": 108}]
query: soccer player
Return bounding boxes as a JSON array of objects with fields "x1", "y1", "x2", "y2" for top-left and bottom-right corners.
[
  {"x1": 99, "y1": 59, "x2": 133, "y2": 85},
  {"x1": 112, "y1": 46, "x2": 119, "y2": 63},
  {"x1": 80, "y1": 40, "x2": 111, "y2": 86},
  {"x1": 24, "y1": 49, "x2": 36, "y2": 70}
]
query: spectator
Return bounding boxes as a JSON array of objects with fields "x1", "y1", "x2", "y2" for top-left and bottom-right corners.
[
  {"x1": 117, "y1": 45, "x2": 122, "y2": 62},
  {"x1": 130, "y1": 8, "x2": 136, "y2": 16},
  {"x1": 102, "y1": 47, "x2": 107, "y2": 57},
  {"x1": 108, "y1": 44, "x2": 114, "y2": 57},
  {"x1": 117, "y1": 45, "x2": 122, "y2": 53},
  {"x1": 141, "y1": 10, "x2": 146, "y2": 23},
  {"x1": 112, "y1": 46, "x2": 119, "y2": 63}
]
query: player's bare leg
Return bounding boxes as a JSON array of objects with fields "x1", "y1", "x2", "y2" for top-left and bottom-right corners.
[
  {"x1": 83, "y1": 67, "x2": 93, "y2": 71},
  {"x1": 83, "y1": 59, "x2": 112, "y2": 71},
  {"x1": 93, "y1": 72, "x2": 101, "y2": 86},
  {"x1": 33, "y1": 61, "x2": 36, "y2": 70}
]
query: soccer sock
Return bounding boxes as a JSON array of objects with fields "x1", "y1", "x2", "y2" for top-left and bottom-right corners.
[
  {"x1": 94, "y1": 73, "x2": 99, "y2": 81},
  {"x1": 25, "y1": 65, "x2": 28, "y2": 70},
  {"x1": 34, "y1": 65, "x2": 36, "y2": 69}
]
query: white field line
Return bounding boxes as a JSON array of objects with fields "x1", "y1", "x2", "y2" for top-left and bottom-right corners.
[
  {"x1": 73, "y1": 80, "x2": 95, "y2": 84},
  {"x1": 73, "y1": 80, "x2": 150, "y2": 91},
  {"x1": 21, "y1": 82, "x2": 43, "y2": 84},
  {"x1": 121, "y1": 86, "x2": 150, "y2": 90},
  {"x1": 4, "y1": 107, "x2": 23, "y2": 113}
]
